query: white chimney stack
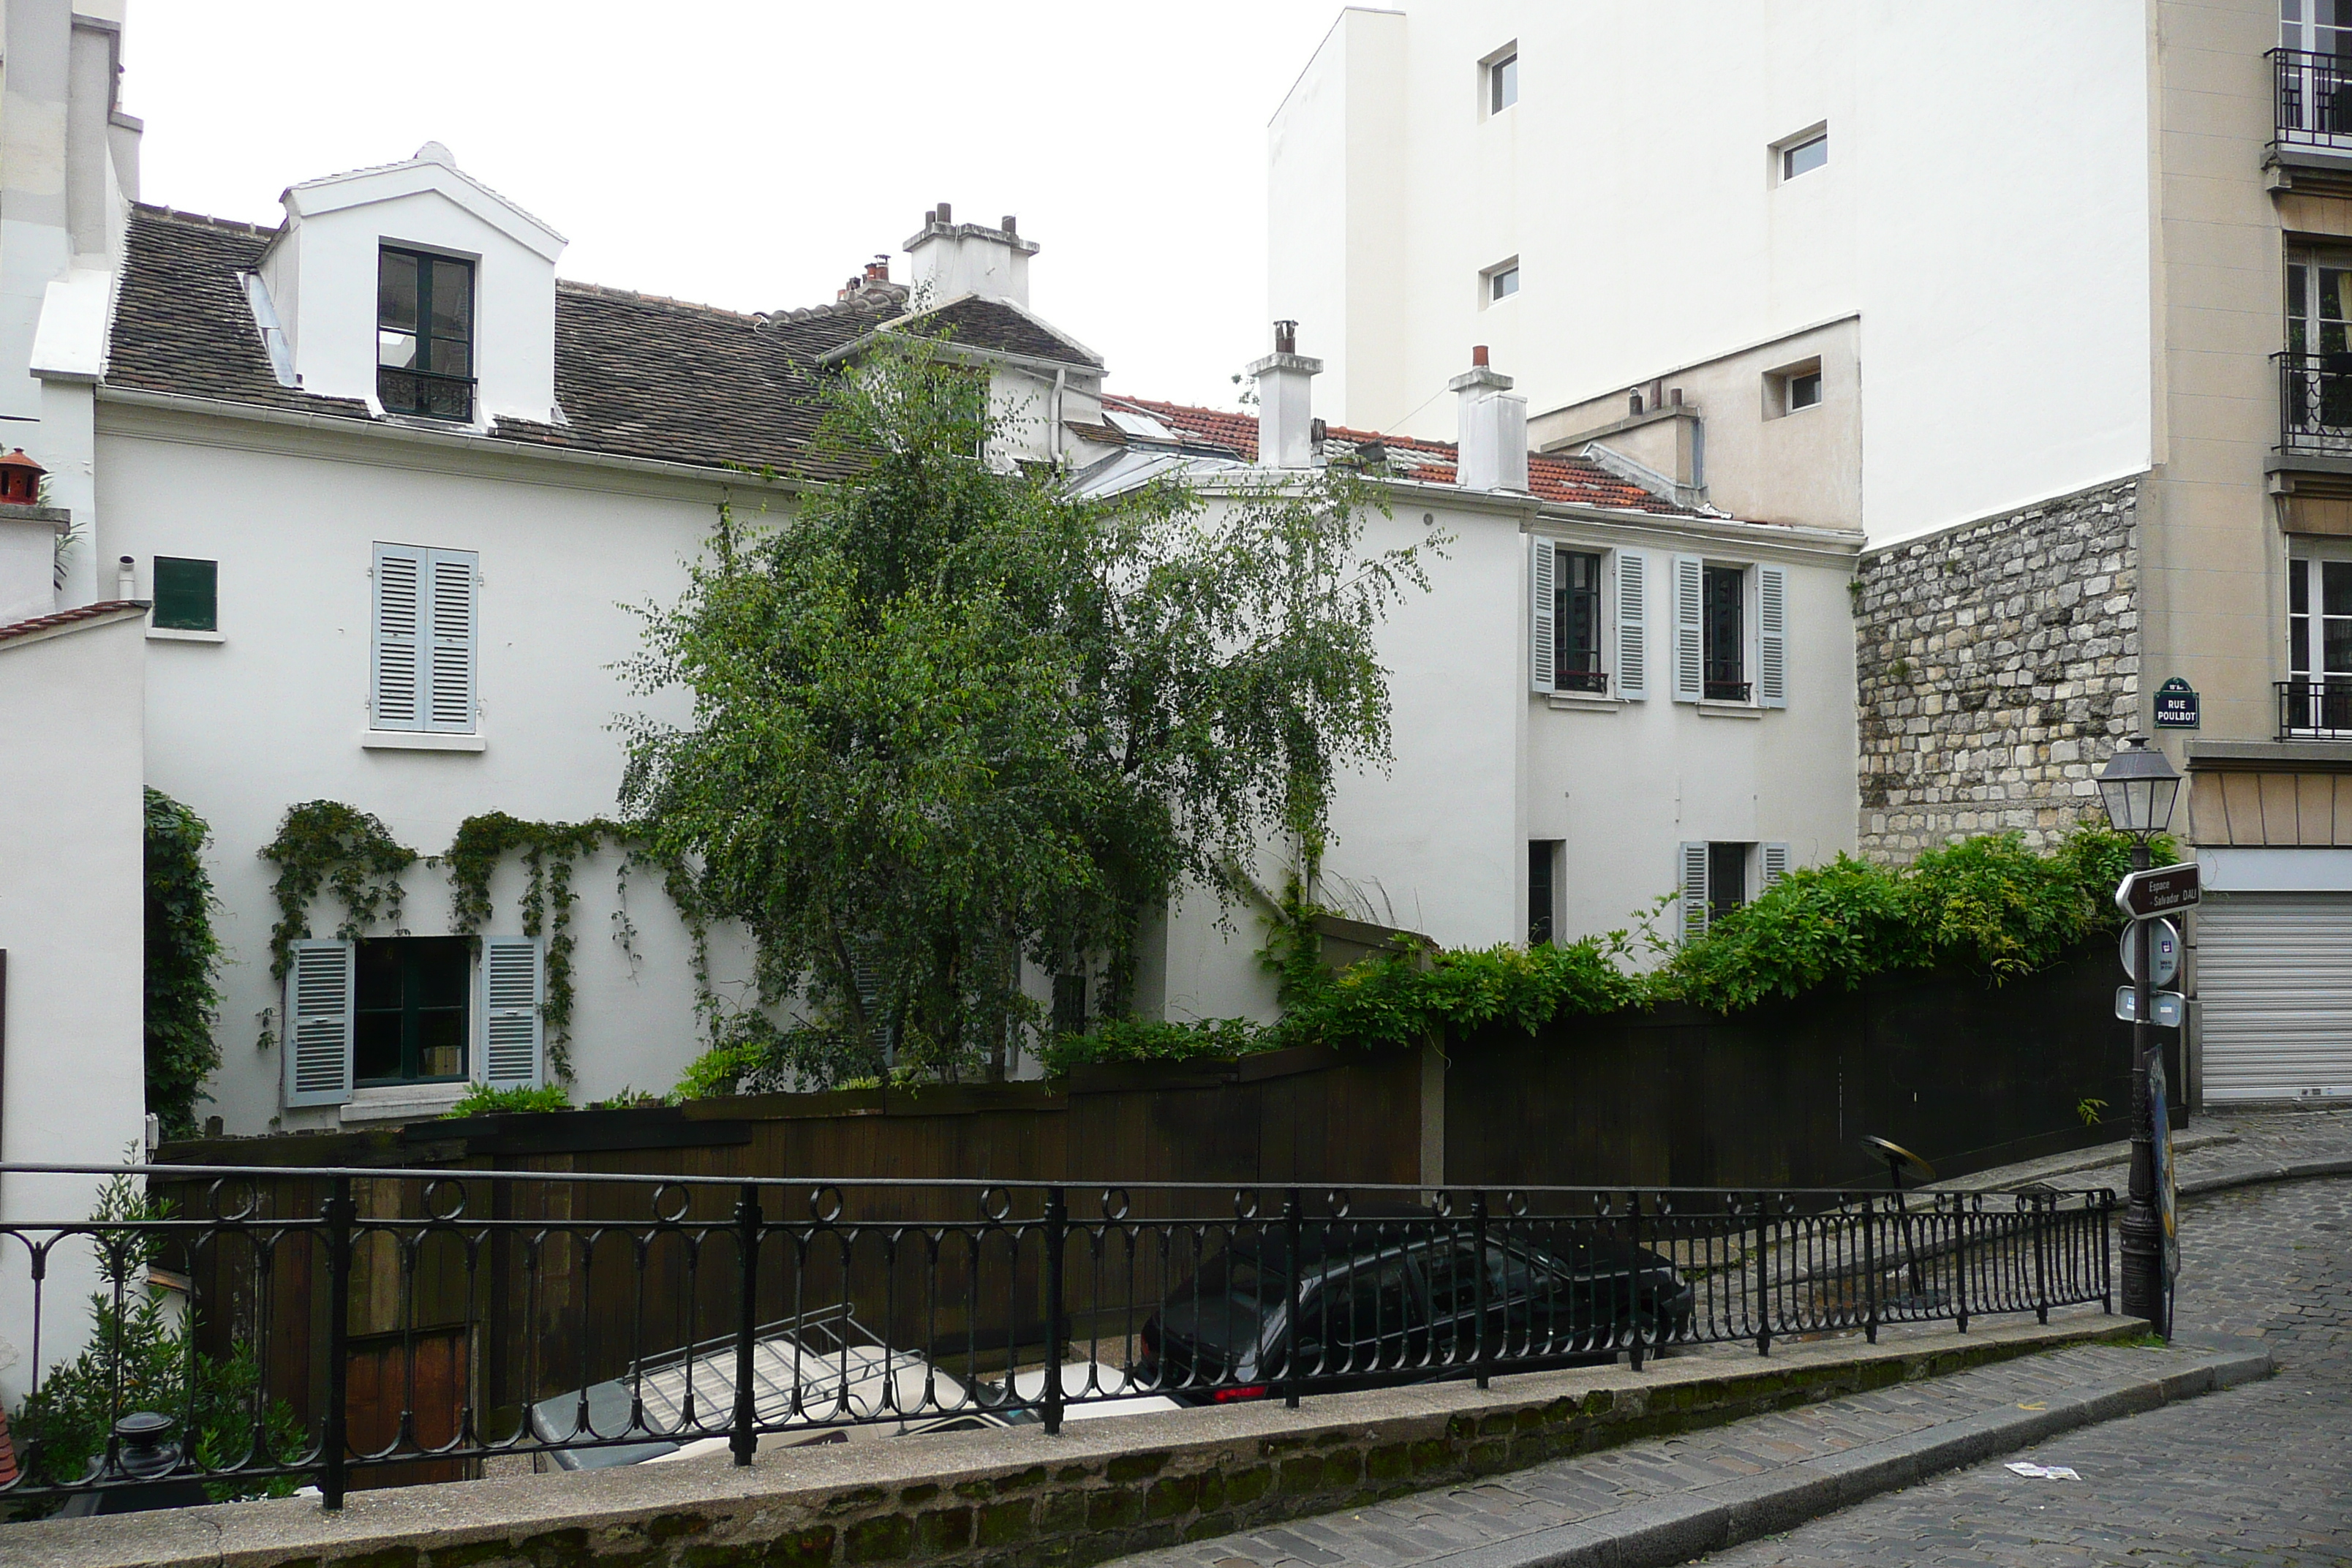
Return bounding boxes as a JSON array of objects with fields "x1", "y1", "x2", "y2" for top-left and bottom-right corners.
[
  {"x1": 1451, "y1": 346, "x2": 1528, "y2": 492},
  {"x1": 1247, "y1": 320, "x2": 1323, "y2": 470},
  {"x1": 904, "y1": 202, "x2": 1040, "y2": 309}
]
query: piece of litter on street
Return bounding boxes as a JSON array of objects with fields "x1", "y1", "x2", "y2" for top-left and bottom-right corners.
[
  {"x1": 2016, "y1": 1401, "x2": 2046, "y2": 1410},
  {"x1": 2004, "y1": 1462, "x2": 2081, "y2": 1480}
]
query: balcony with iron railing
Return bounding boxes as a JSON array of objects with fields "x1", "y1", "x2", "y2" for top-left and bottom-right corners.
[
  {"x1": 2272, "y1": 350, "x2": 2352, "y2": 457},
  {"x1": 377, "y1": 366, "x2": 475, "y2": 422},
  {"x1": 2269, "y1": 49, "x2": 2352, "y2": 194},
  {"x1": 2279, "y1": 678, "x2": 2352, "y2": 739}
]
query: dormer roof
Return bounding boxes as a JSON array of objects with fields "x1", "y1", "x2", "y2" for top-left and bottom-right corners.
[
  {"x1": 275, "y1": 142, "x2": 565, "y2": 262},
  {"x1": 818, "y1": 294, "x2": 1106, "y2": 373}
]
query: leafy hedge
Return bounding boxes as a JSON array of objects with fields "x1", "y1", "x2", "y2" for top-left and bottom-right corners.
[{"x1": 1039, "y1": 826, "x2": 2164, "y2": 1073}]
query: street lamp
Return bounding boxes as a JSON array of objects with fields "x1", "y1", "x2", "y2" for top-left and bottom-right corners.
[{"x1": 2095, "y1": 734, "x2": 2182, "y2": 1338}]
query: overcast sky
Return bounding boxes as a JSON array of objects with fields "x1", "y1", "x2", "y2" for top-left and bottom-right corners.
[{"x1": 126, "y1": 1, "x2": 1346, "y2": 411}]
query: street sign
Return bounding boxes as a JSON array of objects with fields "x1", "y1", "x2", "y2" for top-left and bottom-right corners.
[
  {"x1": 2153, "y1": 676, "x2": 2201, "y2": 730},
  {"x1": 2119, "y1": 917, "x2": 2182, "y2": 986},
  {"x1": 2116, "y1": 862, "x2": 2201, "y2": 919},
  {"x1": 2114, "y1": 987, "x2": 2185, "y2": 1028}
]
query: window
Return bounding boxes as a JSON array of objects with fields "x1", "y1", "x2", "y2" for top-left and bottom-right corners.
[
  {"x1": 151, "y1": 556, "x2": 217, "y2": 631},
  {"x1": 1486, "y1": 261, "x2": 1520, "y2": 304},
  {"x1": 2285, "y1": 252, "x2": 2352, "y2": 445},
  {"x1": 1488, "y1": 50, "x2": 1518, "y2": 113},
  {"x1": 2283, "y1": 0, "x2": 2352, "y2": 57},
  {"x1": 1779, "y1": 130, "x2": 1828, "y2": 181},
  {"x1": 2288, "y1": 554, "x2": 2352, "y2": 733},
  {"x1": 1787, "y1": 371, "x2": 1823, "y2": 410},
  {"x1": 1553, "y1": 549, "x2": 1605, "y2": 692},
  {"x1": 1052, "y1": 973, "x2": 1088, "y2": 1036},
  {"x1": 1528, "y1": 840, "x2": 1559, "y2": 946},
  {"x1": 1765, "y1": 358, "x2": 1824, "y2": 418},
  {"x1": 372, "y1": 543, "x2": 478, "y2": 732},
  {"x1": 354, "y1": 937, "x2": 470, "y2": 1086},
  {"x1": 377, "y1": 246, "x2": 475, "y2": 421},
  {"x1": 1702, "y1": 565, "x2": 1747, "y2": 701},
  {"x1": 1679, "y1": 842, "x2": 1790, "y2": 941}
]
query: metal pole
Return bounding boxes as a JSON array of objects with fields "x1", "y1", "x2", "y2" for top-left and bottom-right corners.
[
  {"x1": 1042, "y1": 1186, "x2": 1067, "y2": 1436},
  {"x1": 731, "y1": 1183, "x2": 761, "y2": 1467},
  {"x1": 2119, "y1": 839, "x2": 2170, "y2": 1338},
  {"x1": 1471, "y1": 1192, "x2": 1492, "y2": 1391},
  {"x1": 321, "y1": 1176, "x2": 354, "y2": 1511},
  {"x1": 1282, "y1": 1189, "x2": 1303, "y2": 1410}
]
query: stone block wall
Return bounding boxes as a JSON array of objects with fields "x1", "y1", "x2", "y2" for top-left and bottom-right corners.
[{"x1": 1855, "y1": 478, "x2": 2143, "y2": 860}]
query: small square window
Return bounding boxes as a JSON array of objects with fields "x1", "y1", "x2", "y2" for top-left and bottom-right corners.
[
  {"x1": 1788, "y1": 371, "x2": 1823, "y2": 410},
  {"x1": 1765, "y1": 359, "x2": 1825, "y2": 419},
  {"x1": 1489, "y1": 52, "x2": 1518, "y2": 113},
  {"x1": 151, "y1": 556, "x2": 218, "y2": 631},
  {"x1": 1780, "y1": 131, "x2": 1828, "y2": 181},
  {"x1": 1488, "y1": 263, "x2": 1520, "y2": 304},
  {"x1": 353, "y1": 936, "x2": 471, "y2": 1086}
]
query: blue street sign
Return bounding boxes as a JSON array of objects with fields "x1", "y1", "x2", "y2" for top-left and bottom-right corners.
[{"x1": 2154, "y1": 677, "x2": 2200, "y2": 729}]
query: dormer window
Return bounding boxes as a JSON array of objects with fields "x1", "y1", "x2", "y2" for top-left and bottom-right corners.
[{"x1": 377, "y1": 246, "x2": 475, "y2": 421}]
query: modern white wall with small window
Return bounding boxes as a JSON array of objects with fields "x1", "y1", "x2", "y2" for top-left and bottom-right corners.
[{"x1": 90, "y1": 400, "x2": 767, "y2": 1133}]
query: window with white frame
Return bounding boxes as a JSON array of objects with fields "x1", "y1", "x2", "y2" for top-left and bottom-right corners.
[
  {"x1": 1669, "y1": 555, "x2": 1787, "y2": 708},
  {"x1": 1678, "y1": 842, "x2": 1791, "y2": 941},
  {"x1": 372, "y1": 543, "x2": 478, "y2": 732},
  {"x1": 284, "y1": 934, "x2": 543, "y2": 1109},
  {"x1": 1484, "y1": 258, "x2": 1520, "y2": 304},
  {"x1": 1530, "y1": 539, "x2": 1648, "y2": 699},
  {"x1": 1485, "y1": 45, "x2": 1518, "y2": 114},
  {"x1": 2288, "y1": 549, "x2": 2352, "y2": 735},
  {"x1": 1777, "y1": 127, "x2": 1828, "y2": 182}
]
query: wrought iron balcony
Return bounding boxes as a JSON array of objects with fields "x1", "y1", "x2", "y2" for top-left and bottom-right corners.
[
  {"x1": 377, "y1": 366, "x2": 475, "y2": 421},
  {"x1": 2280, "y1": 678, "x2": 2352, "y2": 739},
  {"x1": 2272, "y1": 48, "x2": 2352, "y2": 148},
  {"x1": 2273, "y1": 350, "x2": 2352, "y2": 456},
  {"x1": 1555, "y1": 666, "x2": 1609, "y2": 696},
  {"x1": 1704, "y1": 678, "x2": 1752, "y2": 704}
]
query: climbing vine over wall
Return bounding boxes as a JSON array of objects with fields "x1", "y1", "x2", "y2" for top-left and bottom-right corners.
[{"x1": 144, "y1": 788, "x2": 224, "y2": 1139}]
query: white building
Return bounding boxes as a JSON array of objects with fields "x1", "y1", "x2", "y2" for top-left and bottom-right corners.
[{"x1": 1267, "y1": 1, "x2": 2352, "y2": 1106}]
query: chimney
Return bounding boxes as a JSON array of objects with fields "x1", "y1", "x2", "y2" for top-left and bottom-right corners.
[
  {"x1": 905, "y1": 203, "x2": 1039, "y2": 309},
  {"x1": 1246, "y1": 320, "x2": 1323, "y2": 469},
  {"x1": 1450, "y1": 347, "x2": 1528, "y2": 492}
]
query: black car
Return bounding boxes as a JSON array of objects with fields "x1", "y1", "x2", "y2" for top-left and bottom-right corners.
[{"x1": 1135, "y1": 1211, "x2": 1694, "y2": 1401}]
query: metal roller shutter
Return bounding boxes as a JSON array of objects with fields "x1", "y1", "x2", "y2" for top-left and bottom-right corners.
[{"x1": 2197, "y1": 892, "x2": 2352, "y2": 1101}]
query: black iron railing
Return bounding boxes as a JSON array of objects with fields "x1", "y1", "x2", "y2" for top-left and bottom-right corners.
[
  {"x1": 2280, "y1": 677, "x2": 2352, "y2": 737},
  {"x1": 1704, "y1": 679, "x2": 1752, "y2": 703},
  {"x1": 2273, "y1": 350, "x2": 2352, "y2": 455},
  {"x1": 0, "y1": 1163, "x2": 2113, "y2": 1513},
  {"x1": 2272, "y1": 48, "x2": 2352, "y2": 148},
  {"x1": 1555, "y1": 667, "x2": 1609, "y2": 695},
  {"x1": 377, "y1": 367, "x2": 474, "y2": 421}
]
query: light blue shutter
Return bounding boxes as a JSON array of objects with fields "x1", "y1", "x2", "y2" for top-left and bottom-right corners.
[
  {"x1": 283, "y1": 940, "x2": 354, "y2": 1107},
  {"x1": 480, "y1": 936, "x2": 544, "y2": 1088},
  {"x1": 371, "y1": 545, "x2": 423, "y2": 730},
  {"x1": 1616, "y1": 551, "x2": 1647, "y2": 700},
  {"x1": 1671, "y1": 554, "x2": 1704, "y2": 704},
  {"x1": 1757, "y1": 565, "x2": 1788, "y2": 709},
  {"x1": 1679, "y1": 843, "x2": 1710, "y2": 943},
  {"x1": 426, "y1": 549, "x2": 478, "y2": 733},
  {"x1": 1762, "y1": 842, "x2": 1792, "y2": 889},
  {"x1": 1529, "y1": 538, "x2": 1556, "y2": 693}
]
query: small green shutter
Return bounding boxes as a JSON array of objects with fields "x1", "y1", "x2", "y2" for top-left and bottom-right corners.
[{"x1": 152, "y1": 557, "x2": 217, "y2": 631}]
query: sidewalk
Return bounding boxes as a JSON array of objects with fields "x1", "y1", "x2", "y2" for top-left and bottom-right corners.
[
  {"x1": 1107, "y1": 1341, "x2": 2265, "y2": 1568},
  {"x1": 1931, "y1": 1104, "x2": 2352, "y2": 1196}
]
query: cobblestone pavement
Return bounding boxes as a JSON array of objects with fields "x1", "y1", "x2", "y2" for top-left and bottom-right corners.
[
  {"x1": 1693, "y1": 1176, "x2": 2352, "y2": 1567},
  {"x1": 1933, "y1": 1106, "x2": 2352, "y2": 1196}
]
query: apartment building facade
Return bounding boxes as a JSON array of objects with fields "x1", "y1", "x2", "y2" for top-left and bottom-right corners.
[{"x1": 1269, "y1": 1, "x2": 2352, "y2": 1104}]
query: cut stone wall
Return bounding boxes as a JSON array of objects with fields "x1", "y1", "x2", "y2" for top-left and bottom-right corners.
[{"x1": 1855, "y1": 478, "x2": 2142, "y2": 861}]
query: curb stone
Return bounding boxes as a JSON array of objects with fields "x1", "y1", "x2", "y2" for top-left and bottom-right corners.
[
  {"x1": 1338, "y1": 1346, "x2": 2270, "y2": 1568},
  {"x1": 2177, "y1": 1156, "x2": 2352, "y2": 1198}
]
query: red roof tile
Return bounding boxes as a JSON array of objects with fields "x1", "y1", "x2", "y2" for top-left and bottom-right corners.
[
  {"x1": 0, "y1": 600, "x2": 146, "y2": 645},
  {"x1": 1101, "y1": 395, "x2": 1693, "y2": 515}
]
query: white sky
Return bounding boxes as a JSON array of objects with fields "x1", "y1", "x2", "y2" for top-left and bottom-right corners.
[{"x1": 124, "y1": 1, "x2": 1346, "y2": 412}]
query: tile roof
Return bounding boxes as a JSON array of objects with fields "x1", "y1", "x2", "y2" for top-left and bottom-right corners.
[
  {"x1": 0, "y1": 599, "x2": 146, "y2": 645},
  {"x1": 892, "y1": 296, "x2": 1104, "y2": 369},
  {"x1": 1101, "y1": 395, "x2": 1696, "y2": 515},
  {"x1": 108, "y1": 206, "x2": 903, "y2": 480}
]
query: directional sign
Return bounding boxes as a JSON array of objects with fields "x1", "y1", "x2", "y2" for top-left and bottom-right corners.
[
  {"x1": 2115, "y1": 987, "x2": 2185, "y2": 1028},
  {"x1": 2119, "y1": 917, "x2": 2182, "y2": 987},
  {"x1": 2116, "y1": 862, "x2": 2201, "y2": 920}
]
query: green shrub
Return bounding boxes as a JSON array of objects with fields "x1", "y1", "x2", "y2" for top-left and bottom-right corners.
[
  {"x1": 144, "y1": 788, "x2": 224, "y2": 1139},
  {"x1": 1037, "y1": 1016, "x2": 1275, "y2": 1074},
  {"x1": 442, "y1": 1083, "x2": 571, "y2": 1117}
]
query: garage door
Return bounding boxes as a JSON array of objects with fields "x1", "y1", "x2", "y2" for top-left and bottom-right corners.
[{"x1": 2197, "y1": 892, "x2": 2352, "y2": 1101}]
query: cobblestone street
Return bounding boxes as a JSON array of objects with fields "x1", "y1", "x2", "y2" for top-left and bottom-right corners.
[{"x1": 1695, "y1": 1172, "x2": 2352, "y2": 1567}]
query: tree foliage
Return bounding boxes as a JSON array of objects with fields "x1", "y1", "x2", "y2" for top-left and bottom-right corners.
[
  {"x1": 143, "y1": 789, "x2": 223, "y2": 1139},
  {"x1": 625, "y1": 341, "x2": 1428, "y2": 1086}
]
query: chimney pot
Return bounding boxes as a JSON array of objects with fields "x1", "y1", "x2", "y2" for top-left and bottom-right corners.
[
  {"x1": 1245, "y1": 329, "x2": 1324, "y2": 469},
  {"x1": 1450, "y1": 352, "x2": 1527, "y2": 493},
  {"x1": 1002, "y1": 214, "x2": 1017, "y2": 234},
  {"x1": 1472, "y1": 344, "x2": 1490, "y2": 367},
  {"x1": 1273, "y1": 319, "x2": 1298, "y2": 355},
  {"x1": 1629, "y1": 391, "x2": 1643, "y2": 415},
  {"x1": 936, "y1": 200, "x2": 952, "y2": 223},
  {"x1": 1669, "y1": 387, "x2": 1684, "y2": 407}
]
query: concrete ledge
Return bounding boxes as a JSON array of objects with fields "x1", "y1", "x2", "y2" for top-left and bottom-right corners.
[
  {"x1": 3, "y1": 1317, "x2": 2160, "y2": 1568},
  {"x1": 2179, "y1": 1155, "x2": 2352, "y2": 1197}
]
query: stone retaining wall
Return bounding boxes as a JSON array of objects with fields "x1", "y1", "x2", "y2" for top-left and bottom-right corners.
[
  {"x1": 16, "y1": 1319, "x2": 2137, "y2": 1568},
  {"x1": 1855, "y1": 478, "x2": 2142, "y2": 861}
]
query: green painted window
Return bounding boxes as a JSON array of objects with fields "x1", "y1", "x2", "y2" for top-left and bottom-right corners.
[
  {"x1": 377, "y1": 246, "x2": 475, "y2": 421},
  {"x1": 151, "y1": 556, "x2": 217, "y2": 631},
  {"x1": 353, "y1": 936, "x2": 470, "y2": 1085}
]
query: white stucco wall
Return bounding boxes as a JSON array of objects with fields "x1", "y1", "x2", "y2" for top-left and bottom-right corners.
[
  {"x1": 1267, "y1": 2, "x2": 2155, "y2": 545},
  {"x1": 0, "y1": 608, "x2": 147, "y2": 1405},
  {"x1": 93, "y1": 402, "x2": 766, "y2": 1133}
]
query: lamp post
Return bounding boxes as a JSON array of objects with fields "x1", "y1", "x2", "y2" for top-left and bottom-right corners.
[{"x1": 2095, "y1": 734, "x2": 2182, "y2": 1338}]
